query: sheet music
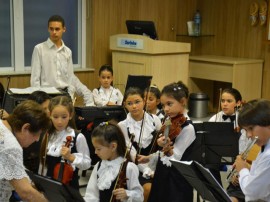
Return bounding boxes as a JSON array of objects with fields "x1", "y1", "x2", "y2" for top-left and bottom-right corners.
[{"x1": 9, "y1": 87, "x2": 61, "y2": 94}]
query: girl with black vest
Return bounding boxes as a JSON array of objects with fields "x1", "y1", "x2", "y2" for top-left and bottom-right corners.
[
  {"x1": 84, "y1": 121, "x2": 143, "y2": 202},
  {"x1": 43, "y1": 95, "x2": 91, "y2": 190}
]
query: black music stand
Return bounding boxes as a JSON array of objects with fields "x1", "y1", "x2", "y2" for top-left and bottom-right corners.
[
  {"x1": 26, "y1": 170, "x2": 85, "y2": 202},
  {"x1": 190, "y1": 122, "x2": 240, "y2": 166},
  {"x1": 171, "y1": 160, "x2": 232, "y2": 202},
  {"x1": 124, "y1": 75, "x2": 152, "y2": 94}
]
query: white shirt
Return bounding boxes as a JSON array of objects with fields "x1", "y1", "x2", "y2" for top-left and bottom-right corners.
[
  {"x1": 69, "y1": 75, "x2": 95, "y2": 106},
  {"x1": 209, "y1": 111, "x2": 251, "y2": 153},
  {"x1": 31, "y1": 38, "x2": 95, "y2": 106},
  {"x1": 84, "y1": 157, "x2": 144, "y2": 202},
  {"x1": 31, "y1": 38, "x2": 73, "y2": 89},
  {"x1": 93, "y1": 86, "x2": 123, "y2": 107},
  {"x1": 239, "y1": 139, "x2": 270, "y2": 202},
  {"x1": 0, "y1": 121, "x2": 28, "y2": 201},
  {"x1": 118, "y1": 112, "x2": 162, "y2": 176},
  {"x1": 47, "y1": 127, "x2": 91, "y2": 171}
]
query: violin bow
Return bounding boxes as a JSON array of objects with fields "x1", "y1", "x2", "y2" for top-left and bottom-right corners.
[
  {"x1": 215, "y1": 88, "x2": 222, "y2": 122},
  {"x1": 137, "y1": 78, "x2": 152, "y2": 155},
  {"x1": 110, "y1": 134, "x2": 135, "y2": 202},
  {"x1": 1, "y1": 76, "x2": 10, "y2": 119},
  {"x1": 107, "y1": 86, "x2": 114, "y2": 105}
]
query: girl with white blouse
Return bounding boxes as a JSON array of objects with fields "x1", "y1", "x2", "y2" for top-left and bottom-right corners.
[
  {"x1": 84, "y1": 121, "x2": 143, "y2": 202},
  {"x1": 44, "y1": 96, "x2": 91, "y2": 190},
  {"x1": 93, "y1": 64, "x2": 123, "y2": 106}
]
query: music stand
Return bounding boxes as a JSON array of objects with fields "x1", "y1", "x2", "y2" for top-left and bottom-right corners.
[
  {"x1": 124, "y1": 75, "x2": 152, "y2": 94},
  {"x1": 26, "y1": 170, "x2": 85, "y2": 202},
  {"x1": 190, "y1": 122, "x2": 240, "y2": 166},
  {"x1": 171, "y1": 160, "x2": 232, "y2": 202},
  {"x1": 203, "y1": 122, "x2": 239, "y2": 165}
]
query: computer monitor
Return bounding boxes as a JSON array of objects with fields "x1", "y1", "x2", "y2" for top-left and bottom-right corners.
[{"x1": 126, "y1": 20, "x2": 158, "y2": 40}]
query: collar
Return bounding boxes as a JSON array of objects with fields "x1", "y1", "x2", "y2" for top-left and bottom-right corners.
[{"x1": 46, "y1": 38, "x2": 65, "y2": 49}]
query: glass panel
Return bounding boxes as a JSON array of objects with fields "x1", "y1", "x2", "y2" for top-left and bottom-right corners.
[
  {"x1": 0, "y1": 0, "x2": 11, "y2": 67},
  {"x1": 23, "y1": 0, "x2": 78, "y2": 66}
]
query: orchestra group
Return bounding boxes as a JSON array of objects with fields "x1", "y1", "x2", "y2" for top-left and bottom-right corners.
[{"x1": 1, "y1": 15, "x2": 270, "y2": 202}]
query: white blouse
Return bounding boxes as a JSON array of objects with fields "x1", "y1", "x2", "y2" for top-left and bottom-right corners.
[
  {"x1": 84, "y1": 157, "x2": 144, "y2": 202},
  {"x1": 0, "y1": 121, "x2": 28, "y2": 201},
  {"x1": 93, "y1": 86, "x2": 123, "y2": 107},
  {"x1": 47, "y1": 127, "x2": 91, "y2": 171}
]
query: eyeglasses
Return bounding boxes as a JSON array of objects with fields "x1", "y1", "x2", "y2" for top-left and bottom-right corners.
[{"x1": 125, "y1": 100, "x2": 143, "y2": 107}]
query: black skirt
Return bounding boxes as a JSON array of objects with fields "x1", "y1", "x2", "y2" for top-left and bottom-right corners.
[{"x1": 148, "y1": 158, "x2": 193, "y2": 202}]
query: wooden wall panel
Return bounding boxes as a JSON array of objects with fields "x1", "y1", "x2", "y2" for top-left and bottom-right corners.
[
  {"x1": 89, "y1": 0, "x2": 178, "y2": 88},
  {"x1": 176, "y1": 0, "x2": 270, "y2": 99}
]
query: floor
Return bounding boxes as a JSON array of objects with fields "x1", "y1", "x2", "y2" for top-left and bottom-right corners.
[{"x1": 78, "y1": 113, "x2": 231, "y2": 201}]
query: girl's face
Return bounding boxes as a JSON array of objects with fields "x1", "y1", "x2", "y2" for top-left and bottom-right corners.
[
  {"x1": 41, "y1": 99, "x2": 50, "y2": 117},
  {"x1": 221, "y1": 92, "x2": 240, "y2": 115},
  {"x1": 92, "y1": 138, "x2": 117, "y2": 160},
  {"x1": 99, "y1": 70, "x2": 113, "y2": 89},
  {"x1": 243, "y1": 125, "x2": 270, "y2": 147},
  {"x1": 16, "y1": 123, "x2": 41, "y2": 148},
  {"x1": 161, "y1": 94, "x2": 185, "y2": 118},
  {"x1": 145, "y1": 92, "x2": 160, "y2": 114},
  {"x1": 125, "y1": 94, "x2": 145, "y2": 121},
  {"x1": 50, "y1": 105, "x2": 72, "y2": 132}
]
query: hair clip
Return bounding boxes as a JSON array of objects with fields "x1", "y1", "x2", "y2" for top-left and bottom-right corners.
[
  {"x1": 150, "y1": 84, "x2": 158, "y2": 88},
  {"x1": 173, "y1": 87, "x2": 182, "y2": 91},
  {"x1": 99, "y1": 122, "x2": 108, "y2": 126}
]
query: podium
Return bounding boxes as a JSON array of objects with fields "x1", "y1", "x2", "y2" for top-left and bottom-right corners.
[{"x1": 110, "y1": 34, "x2": 191, "y2": 92}]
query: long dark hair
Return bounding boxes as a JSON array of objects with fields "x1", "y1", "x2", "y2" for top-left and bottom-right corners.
[
  {"x1": 48, "y1": 95, "x2": 76, "y2": 134},
  {"x1": 91, "y1": 121, "x2": 127, "y2": 157},
  {"x1": 161, "y1": 81, "x2": 187, "y2": 102}
]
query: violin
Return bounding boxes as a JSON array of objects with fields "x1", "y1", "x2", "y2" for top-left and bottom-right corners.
[
  {"x1": 110, "y1": 135, "x2": 134, "y2": 202},
  {"x1": 53, "y1": 136, "x2": 74, "y2": 184},
  {"x1": 164, "y1": 113, "x2": 187, "y2": 141},
  {"x1": 150, "y1": 113, "x2": 187, "y2": 155}
]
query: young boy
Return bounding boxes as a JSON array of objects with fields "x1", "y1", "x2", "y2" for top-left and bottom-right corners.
[
  {"x1": 30, "y1": 15, "x2": 94, "y2": 106},
  {"x1": 234, "y1": 99, "x2": 270, "y2": 201}
]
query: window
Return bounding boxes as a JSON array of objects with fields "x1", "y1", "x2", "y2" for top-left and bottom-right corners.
[
  {"x1": 0, "y1": 0, "x2": 11, "y2": 68},
  {"x1": 0, "y1": 0, "x2": 86, "y2": 71}
]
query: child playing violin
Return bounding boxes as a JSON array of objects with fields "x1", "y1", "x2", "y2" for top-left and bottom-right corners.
[
  {"x1": 138, "y1": 81, "x2": 196, "y2": 202},
  {"x1": 42, "y1": 95, "x2": 91, "y2": 190},
  {"x1": 118, "y1": 87, "x2": 162, "y2": 201},
  {"x1": 92, "y1": 64, "x2": 123, "y2": 106},
  {"x1": 84, "y1": 121, "x2": 143, "y2": 202},
  {"x1": 209, "y1": 88, "x2": 251, "y2": 202}
]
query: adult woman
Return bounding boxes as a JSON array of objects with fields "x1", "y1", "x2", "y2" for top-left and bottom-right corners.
[{"x1": 0, "y1": 100, "x2": 51, "y2": 202}]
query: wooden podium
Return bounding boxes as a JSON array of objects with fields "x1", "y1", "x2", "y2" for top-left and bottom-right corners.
[{"x1": 110, "y1": 34, "x2": 191, "y2": 93}]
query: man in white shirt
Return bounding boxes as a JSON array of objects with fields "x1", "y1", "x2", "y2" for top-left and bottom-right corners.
[
  {"x1": 234, "y1": 99, "x2": 270, "y2": 202},
  {"x1": 30, "y1": 15, "x2": 94, "y2": 106}
]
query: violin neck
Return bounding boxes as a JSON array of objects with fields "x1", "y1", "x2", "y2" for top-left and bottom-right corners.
[{"x1": 57, "y1": 160, "x2": 65, "y2": 181}]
